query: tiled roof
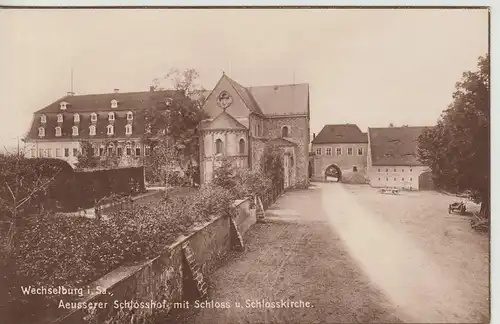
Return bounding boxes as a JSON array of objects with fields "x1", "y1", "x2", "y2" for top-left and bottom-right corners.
[
  {"x1": 368, "y1": 126, "x2": 431, "y2": 166},
  {"x1": 26, "y1": 111, "x2": 144, "y2": 140},
  {"x1": 312, "y1": 124, "x2": 368, "y2": 144},
  {"x1": 36, "y1": 90, "x2": 180, "y2": 114},
  {"x1": 200, "y1": 111, "x2": 247, "y2": 131},
  {"x1": 26, "y1": 90, "x2": 183, "y2": 141},
  {"x1": 248, "y1": 83, "x2": 309, "y2": 116},
  {"x1": 225, "y1": 76, "x2": 264, "y2": 116}
]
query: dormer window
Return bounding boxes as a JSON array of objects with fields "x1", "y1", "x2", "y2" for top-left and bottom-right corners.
[
  {"x1": 107, "y1": 124, "x2": 114, "y2": 135},
  {"x1": 90, "y1": 113, "x2": 97, "y2": 122},
  {"x1": 89, "y1": 125, "x2": 96, "y2": 136},
  {"x1": 72, "y1": 126, "x2": 78, "y2": 136},
  {"x1": 57, "y1": 114, "x2": 63, "y2": 123},
  {"x1": 108, "y1": 112, "x2": 115, "y2": 121},
  {"x1": 111, "y1": 99, "x2": 118, "y2": 108},
  {"x1": 74, "y1": 113, "x2": 80, "y2": 123},
  {"x1": 126, "y1": 111, "x2": 133, "y2": 121},
  {"x1": 40, "y1": 114, "x2": 47, "y2": 123},
  {"x1": 55, "y1": 126, "x2": 62, "y2": 137},
  {"x1": 60, "y1": 102, "x2": 68, "y2": 110},
  {"x1": 125, "y1": 124, "x2": 132, "y2": 135},
  {"x1": 38, "y1": 127, "x2": 45, "y2": 137}
]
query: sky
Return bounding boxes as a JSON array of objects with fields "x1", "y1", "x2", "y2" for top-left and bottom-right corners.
[{"x1": 0, "y1": 8, "x2": 489, "y2": 151}]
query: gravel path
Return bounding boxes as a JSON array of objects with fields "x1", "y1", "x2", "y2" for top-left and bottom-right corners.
[{"x1": 166, "y1": 182, "x2": 489, "y2": 323}]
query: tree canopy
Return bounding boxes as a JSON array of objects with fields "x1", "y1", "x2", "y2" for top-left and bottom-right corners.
[{"x1": 417, "y1": 54, "x2": 489, "y2": 216}]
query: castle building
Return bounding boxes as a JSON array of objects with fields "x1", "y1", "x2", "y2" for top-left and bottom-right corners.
[
  {"x1": 23, "y1": 89, "x2": 178, "y2": 168},
  {"x1": 198, "y1": 73, "x2": 311, "y2": 189}
]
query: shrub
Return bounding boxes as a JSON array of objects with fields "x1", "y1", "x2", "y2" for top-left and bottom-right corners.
[{"x1": 4, "y1": 184, "x2": 235, "y2": 323}]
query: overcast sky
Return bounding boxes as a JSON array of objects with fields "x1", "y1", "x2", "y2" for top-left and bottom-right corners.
[{"x1": 0, "y1": 8, "x2": 488, "y2": 150}]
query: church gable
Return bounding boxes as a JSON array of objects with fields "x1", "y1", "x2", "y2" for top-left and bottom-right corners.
[
  {"x1": 201, "y1": 111, "x2": 247, "y2": 131},
  {"x1": 202, "y1": 74, "x2": 255, "y2": 119}
]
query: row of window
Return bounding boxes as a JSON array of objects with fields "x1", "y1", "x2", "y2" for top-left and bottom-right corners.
[
  {"x1": 59, "y1": 99, "x2": 119, "y2": 111},
  {"x1": 214, "y1": 138, "x2": 246, "y2": 155},
  {"x1": 93, "y1": 145, "x2": 147, "y2": 157},
  {"x1": 31, "y1": 148, "x2": 79, "y2": 158},
  {"x1": 40, "y1": 112, "x2": 134, "y2": 124},
  {"x1": 378, "y1": 177, "x2": 413, "y2": 182},
  {"x1": 377, "y1": 168, "x2": 413, "y2": 173},
  {"x1": 38, "y1": 124, "x2": 133, "y2": 137},
  {"x1": 316, "y1": 147, "x2": 363, "y2": 156}
]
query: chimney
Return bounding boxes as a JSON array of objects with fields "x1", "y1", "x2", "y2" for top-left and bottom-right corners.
[
  {"x1": 113, "y1": 88, "x2": 119, "y2": 93},
  {"x1": 313, "y1": 133, "x2": 316, "y2": 140},
  {"x1": 67, "y1": 92, "x2": 75, "y2": 96}
]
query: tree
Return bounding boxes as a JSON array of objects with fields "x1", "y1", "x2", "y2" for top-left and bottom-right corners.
[
  {"x1": 417, "y1": 54, "x2": 489, "y2": 218},
  {"x1": 142, "y1": 69, "x2": 207, "y2": 188},
  {"x1": 75, "y1": 140, "x2": 99, "y2": 170}
]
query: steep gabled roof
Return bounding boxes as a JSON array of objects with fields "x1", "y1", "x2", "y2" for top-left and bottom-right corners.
[
  {"x1": 248, "y1": 83, "x2": 309, "y2": 116},
  {"x1": 225, "y1": 75, "x2": 264, "y2": 116},
  {"x1": 36, "y1": 90, "x2": 180, "y2": 114},
  {"x1": 312, "y1": 124, "x2": 368, "y2": 144},
  {"x1": 368, "y1": 126, "x2": 431, "y2": 166},
  {"x1": 199, "y1": 111, "x2": 247, "y2": 131}
]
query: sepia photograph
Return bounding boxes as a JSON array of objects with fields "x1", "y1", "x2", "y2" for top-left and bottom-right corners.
[{"x1": 0, "y1": 6, "x2": 491, "y2": 324}]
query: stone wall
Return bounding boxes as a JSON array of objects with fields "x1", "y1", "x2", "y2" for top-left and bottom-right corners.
[
  {"x1": 266, "y1": 116, "x2": 310, "y2": 188},
  {"x1": 49, "y1": 198, "x2": 255, "y2": 324}
]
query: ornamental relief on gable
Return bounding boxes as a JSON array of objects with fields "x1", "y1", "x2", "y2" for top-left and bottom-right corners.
[{"x1": 216, "y1": 91, "x2": 233, "y2": 109}]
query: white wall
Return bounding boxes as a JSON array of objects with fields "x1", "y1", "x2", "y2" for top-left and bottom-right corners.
[
  {"x1": 368, "y1": 165, "x2": 427, "y2": 190},
  {"x1": 24, "y1": 140, "x2": 81, "y2": 167}
]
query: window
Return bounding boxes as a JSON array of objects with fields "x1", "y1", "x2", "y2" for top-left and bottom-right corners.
[
  {"x1": 63, "y1": 148, "x2": 68, "y2": 157},
  {"x1": 89, "y1": 125, "x2": 96, "y2": 136},
  {"x1": 358, "y1": 148, "x2": 363, "y2": 155},
  {"x1": 127, "y1": 111, "x2": 133, "y2": 121},
  {"x1": 316, "y1": 148, "x2": 322, "y2": 155},
  {"x1": 74, "y1": 113, "x2": 80, "y2": 122},
  {"x1": 99, "y1": 147, "x2": 104, "y2": 156},
  {"x1": 60, "y1": 102, "x2": 67, "y2": 110},
  {"x1": 57, "y1": 114, "x2": 63, "y2": 123},
  {"x1": 257, "y1": 124, "x2": 260, "y2": 137},
  {"x1": 386, "y1": 178, "x2": 388, "y2": 181},
  {"x1": 353, "y1": 166, "x2": 358, "y2": 172},
  {"x1": 73, "y1": 148, "x2": 78, "y2": 156},
  {"x1": 71, "y1": 126, "x2": 78, "y2": 136},
  {"x1": 282, "y1": 126, "x2": 289, "y2": 137},
  {"x1": 410, "y1": 178, "x2": 413, "y2": 181},
  {"x1": 93, "y1": 147, "x2": 98, "y2": 157},
  {"x1": 347, "y1": 148, "x2": 353, "y2": 156},
  {"x1": 401, "y1": 169, "x2": 404, "y2": 172},
  {"x1": 144, "y1": 146, "x2": 150, "y2": 156},
  {"x1": 239, "y1": 139, "x2": 245, "y2": 154},
  {"x1": 55, "y1": 127, "x2": 62, "y2": 137},
  {"x1": 378, "y1": 178, "x2": 381, "y2": 181},
  {"x1": 111, "y1": 99, "x2": 118, "y2": 108},
  {"x1": 126, "y1": 147, "x2": 132, "y2": 155},
  {"x1": 394, "y1": 168, "x2": 397, "y2": 172},
  {"x1": 394, "y1": 178, "x2": 396, "y2": 181},
  {"x1": 386, "y1": 169, "x2": 389, "y2": 172},
  {"x1": 40, "y1": 114, "x2": 47, "y2": 123},
  {"x1": 410, "y1": 168, "x2": 413, "y2": 172},
  {"x1": 38, "y1": 127, "x2": 45, "y2": 137},
  {"x1": 91, "y1": 113, "x2": 97, "y2": 122},
  {"x1": 336, "y1": 147, "x2": 342, "y2": 156},
  {"x1": 326, "y1": 148, "x2": 332, "y2": 155},
  {"x1": 378, "y1": 168, "x2": 381, "y2": 172},
  {"x1": 107, "y1": 125, "x2": 114, "y2": 135},
  {"x1": 38, "y1": 149, "x2": 43, "y2": 157},
  {"x1": 125, "y1": 124, "x2": 132, "y2": 135},
  {"x1": 30, "y1": 149, "x2": 35, "y2": 157},
  {"x1": 46, "y1": 149, "x2": 51, "y2": 157},
  {"x1": 135, "y1": 147, "x2": 141, "y2": 156},
  {"x1": 56, "y1": 148, "x2": 61, "y2": 157},
  {"x1": 117, "y1": 147, "x2": 123, "y2": 156},
  {"x1": 215, "y1": 139, "x2": 223, "y2": 155},
  {"x1": 108, "y1": 147, "x2": 114, "y2": 156},
  {"x1": 402, "y1": 178, "x2": 405, "y2": 181},
  {"x1": 108, "y1": 112, "x2": 115, "y2": 121}
]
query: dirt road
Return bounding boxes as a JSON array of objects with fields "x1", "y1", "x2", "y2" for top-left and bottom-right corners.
[{"x1": 168, "y1": 182, "x2": 489, "y2": 323}]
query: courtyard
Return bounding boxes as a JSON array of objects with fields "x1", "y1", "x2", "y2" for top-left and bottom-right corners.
[{"x1": 167, "y1": 182, "x2": 489, "y2": 323}]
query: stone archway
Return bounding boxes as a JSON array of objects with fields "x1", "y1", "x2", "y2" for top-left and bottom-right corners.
[
  {"x1": 418, "y1": 171, "x2": 435, "y2": 190},
  {"x1": 325, "y1": 164, "x2": 342, "y2": 182}
]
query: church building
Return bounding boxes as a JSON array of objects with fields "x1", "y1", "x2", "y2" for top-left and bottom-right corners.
[{"x1": 198, "y1": 73, "x2": 311, "y2": 189}]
